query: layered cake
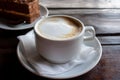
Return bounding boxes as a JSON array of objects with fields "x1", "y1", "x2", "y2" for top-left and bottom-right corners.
[{"x1": 0, "y1": 0, "x2": 40, "y2": 24}]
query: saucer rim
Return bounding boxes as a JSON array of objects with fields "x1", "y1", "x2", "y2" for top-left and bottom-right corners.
[
  {"x1": 17, "y1": 36, "x2": 102, "y2": 79},
  {"x1": 0, "y1": 3, "x2": 49, "y2": 30}
]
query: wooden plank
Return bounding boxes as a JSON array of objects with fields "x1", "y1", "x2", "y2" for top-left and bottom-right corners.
[
  {"x1": 49, "y1": 9, "x2": 120, "y2": 15},
  {"x1": 40, "y1": 0, "x2": 120, "y2": 8},
  {"x1": 97, "y1": 36, "x2": 120, "y2": 45}
]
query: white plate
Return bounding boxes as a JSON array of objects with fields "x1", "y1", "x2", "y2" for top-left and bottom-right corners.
[
  {"x1": 0, "y1": 4, "x2": 49, "y2": 30},
  {"x1": 17, "y1": 33, "x2": 102, "y2": 79}
]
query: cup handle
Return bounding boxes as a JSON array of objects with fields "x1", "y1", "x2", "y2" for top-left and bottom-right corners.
[{"x1": 84, "y1": 26, "x2": 95, "y2": 40}]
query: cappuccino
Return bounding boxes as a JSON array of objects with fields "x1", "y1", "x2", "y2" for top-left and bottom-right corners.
[
  {"x1": 34, "y1": 15, "x2": 95, "y2": 63},
  {"x1": 36, "y1": 16, "x2": 82, "y2": 40}
]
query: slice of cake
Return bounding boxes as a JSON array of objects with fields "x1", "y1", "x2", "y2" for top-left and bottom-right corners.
[{"x1": 0, "y1": 0, "x2": 40, "y2": 24}]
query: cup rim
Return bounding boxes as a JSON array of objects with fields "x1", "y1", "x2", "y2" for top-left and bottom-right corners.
[{"x1": 34, "y1": 15, "x2": 85, "y2": 41}]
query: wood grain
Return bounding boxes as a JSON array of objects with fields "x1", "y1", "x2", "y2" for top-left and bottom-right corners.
[
  {"x1": 40, "y1": 0, "x2": 120, "y2": 8},
  {"x1": 97, "y1": 36, "x2": 120, "y2": 45}
]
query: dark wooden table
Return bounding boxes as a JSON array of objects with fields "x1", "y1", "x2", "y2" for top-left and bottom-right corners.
[{"x1": 0, "y1": 0, "x2": 120, "y2": 80}]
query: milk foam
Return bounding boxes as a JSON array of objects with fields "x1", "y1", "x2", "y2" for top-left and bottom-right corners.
[{"x1": 38, "y1": 17, "x2": 81, "y2": 39}]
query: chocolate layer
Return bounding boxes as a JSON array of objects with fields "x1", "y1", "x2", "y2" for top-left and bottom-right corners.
[{"x1": 0, "y1": 0, "x2": 40, "y2": 24}]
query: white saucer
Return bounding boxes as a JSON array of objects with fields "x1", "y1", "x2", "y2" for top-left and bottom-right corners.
[
  {"x1": 17, "y1": 32, "x2": 102, "y2": 79},
  {"x1": 0, "y1": 3, "x2": 49, "y2": 30}
]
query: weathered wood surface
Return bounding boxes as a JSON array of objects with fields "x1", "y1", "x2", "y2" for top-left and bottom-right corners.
[{"x1": 41, "y1": 0, "x2": 120, "y2": 8}]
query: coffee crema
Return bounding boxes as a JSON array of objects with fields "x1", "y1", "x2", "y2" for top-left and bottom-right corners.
[{"x1": 37, "y1": 16, "x2": 82, "y2": 40}]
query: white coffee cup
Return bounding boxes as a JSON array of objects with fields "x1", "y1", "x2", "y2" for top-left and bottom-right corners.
[{"x1": 34, "y1": 15, "x2": 95, "y2": 63}]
